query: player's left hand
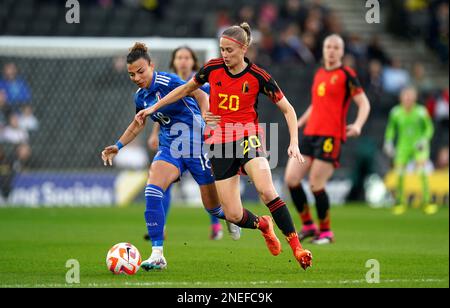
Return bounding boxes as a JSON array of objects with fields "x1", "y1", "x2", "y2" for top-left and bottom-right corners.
[
  {"x1": 135, "y1": 108, "x2": 153, "y2": 125},
  {"x1": 346, "y1": 124, "x2": 362, "y2": 137},
  {"x1": 288, "y1": 143, "x2": 305, "y2": 164},
  {"x1": 415, "y1": 139, "x2": 427, "y2": 152}
]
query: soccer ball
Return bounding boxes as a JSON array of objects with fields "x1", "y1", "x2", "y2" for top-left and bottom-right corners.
[{"x1": 106, "y1": 243, "x2": 142, "y2": 275}]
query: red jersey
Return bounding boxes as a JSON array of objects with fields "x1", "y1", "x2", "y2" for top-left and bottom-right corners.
[
  {"x1": 304, "y1": 66, "x2": 364, "y2": 141},
  {"x1": 194, "y1": 58, "x2": 284, "y2": 144}
]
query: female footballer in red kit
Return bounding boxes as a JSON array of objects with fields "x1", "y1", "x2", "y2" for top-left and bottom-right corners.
[{"x1": 136, "y1": 23, "x2": 313, "y2": 270}]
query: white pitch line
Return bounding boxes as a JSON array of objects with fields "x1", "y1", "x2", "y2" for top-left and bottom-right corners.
[{"x1": 0, "y1": 278, "x2": 446, "y2": 288}]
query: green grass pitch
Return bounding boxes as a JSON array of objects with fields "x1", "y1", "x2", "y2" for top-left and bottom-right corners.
[{"x1": 0, "y1": 204, "x2": 448, "y2": 288}]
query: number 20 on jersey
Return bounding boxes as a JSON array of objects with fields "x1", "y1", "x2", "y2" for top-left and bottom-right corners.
[{"x1": 218, "y1": 93, "x2": 240, "y2": 111}]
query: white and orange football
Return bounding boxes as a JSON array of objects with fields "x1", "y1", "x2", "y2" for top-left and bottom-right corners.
[{"x1": 106, "y1": 243, "x2": 142, "y2": 275}]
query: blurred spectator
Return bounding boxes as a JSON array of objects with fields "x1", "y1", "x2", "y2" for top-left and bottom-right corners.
[
  {"x1": 367, "y1": 35, "x2": 391, "y2": 65},
  {"x1": 0, "y1": 89, "x2": 11, "y2": 127},
  {"x1": 382, "y1": 58, "x2": 411, "y2": 94},
  {"x1": 13, "y1": 143, "x2": 32, "y2": 172},
  {"x1": 435, "y1": 146, "x2": 449, "y2": 170},
  {"x1": 346, "y1": 33, "x2": 367, "y2": 63},
  {"x1": 411, "y1": 62, "x2": 435, "y2": 95},
  {"x1": 141, "y1": 0, "x2": 168, "y2": 19},
  {"x1": 0, "y1": 145, "x2": 15, "y2": 201},
  {"x1": 323, "y1": 10, "x2": 343, "y2": 35},
  {"x1": 279, "y1": 0, "x2": 309, "y2": 27},
  {"x1": 0, "y1": 63, "x2": 31, "y2": 107},
  {"x1": 426, "y1": 87, "x2": 449, "y2": 127},
  {"x1": 1, "y1": 114, "x2": 29, "y2": 144},
  {"x1": 301, "y1": 31, "x2": 319, "y2": 62},
  {"x1": 215, "y1": 9, "x2": 233, "y2": 38},
  {"x1": 364, "y1": 60, "x2": 384, "y2": 113},
  {"x1": 428, "y1": 1, "x2": 449, "y2": 64},
  {"x1": 95, "y1": 56, "x2": 129, "y2": 88},
  {"x1": 238, "y1": 5, "x2": 257, "y2": 26},
  {"x1": 259, "y1": 2, "x2": 279, "y2": 27},
  {"x1": 18, "y1": 105, "x2": 39, "y2": 132},
  {"x1": 272, "y1": 23, "x2": 304, "y2": 64}
]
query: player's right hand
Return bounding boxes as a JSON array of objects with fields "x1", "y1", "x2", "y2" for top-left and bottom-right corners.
[
  {"x1": 203, "y1": 112, "x2": 221, "y2": 128},
  {"x1": 101, "y1": 145, "x2": 119, "y2": 166}
]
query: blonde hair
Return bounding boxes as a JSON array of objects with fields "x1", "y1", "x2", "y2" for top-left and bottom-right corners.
[{"x1": 221, "y1": 22, "x2": 252, "y2": 47}]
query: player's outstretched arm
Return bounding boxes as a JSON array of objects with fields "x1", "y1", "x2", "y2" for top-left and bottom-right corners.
[
  {"x1": 277, "y1": 97, "x2": 305, "y2": 164},
  {"x1": 347, "y1": 92, "x2": 371, "y2": 137},
  {"x1": 101, "y1": 117, "x2": 147, "y2": 166},
  {"x1": 135, "y1": 79, "x2": 201, "y2": 125},
  {"x1": 191, "y1": 88, "x2": 209, "y2": 118}
]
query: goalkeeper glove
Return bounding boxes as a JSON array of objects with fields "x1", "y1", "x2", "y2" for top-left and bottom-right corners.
[{"x1": 383, "y1": 141, "x2": 395, "y2": 158}]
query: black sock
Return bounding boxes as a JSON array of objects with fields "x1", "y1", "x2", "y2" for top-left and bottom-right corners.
[
  {"x1": 236, "y1": 208, "x2": 259, "y2": 229},
  {"x1": 313, "y1": 189, "x2": 330, "y2": 232},
  {"x1": 289, "y1": 184, "x2": 307, "y2": 213},
  {"x1": 266, "y1": 197, "x2": 296, "y2": 236},
  {"x1": 289, "y1": 184, "x2": 314, "y2": 225}
]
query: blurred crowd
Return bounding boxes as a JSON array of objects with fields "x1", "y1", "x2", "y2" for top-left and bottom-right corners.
[
  {"x1": 0, "y1": 62, "x2": 38, "y2": 199},
  {"x1": 387, "y1": 0, "x2": 449, "y2": 64}
]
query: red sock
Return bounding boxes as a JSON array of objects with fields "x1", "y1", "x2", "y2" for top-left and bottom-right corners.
[
  {"x1": 286, "y1": 232, "x2": 303, "y2": 251},
  {"x1": 300, "y1": 205, "x2": 314, "y2": 225},
  {"x1": 319, "y1": 213, "x2": 331, "y2": 232}
]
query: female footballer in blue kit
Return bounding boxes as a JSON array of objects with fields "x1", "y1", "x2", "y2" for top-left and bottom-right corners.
[
  {"x1": 145, "y1": 46, "x2": 225, "y2": 241},
  {"x1": 101, "y1": 43, "x2": 239, "y2": 270}
]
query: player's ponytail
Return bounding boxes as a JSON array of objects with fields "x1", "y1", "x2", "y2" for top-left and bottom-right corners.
[
  {"x1": 127, "y1": 42, "x2": 152, "y2": 64},
  {"x1": 239, "y1": 22, "x2": 252, "y2": 47},
  {"x1": 221, "y1": 23, "x2": 252, "y2": 47}
]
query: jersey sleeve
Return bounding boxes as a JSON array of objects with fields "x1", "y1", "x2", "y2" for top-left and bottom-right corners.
[
  {"x1": 200, "y1": 83, "x2": 210, "y2": 95},
  {"x1": 260, "y1": 76, "x2": 285, "y2": 103},
  {"x1": 344, "y1": 67, "x2": 364, "y2": 98},
  {"x1": 194, "y1": 58, "x2": 223, "y2": 85}
]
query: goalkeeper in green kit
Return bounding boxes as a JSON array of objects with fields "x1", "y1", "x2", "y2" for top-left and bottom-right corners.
[{"x1": 384, "y1": 86, "x2": 438, "y2": 215}]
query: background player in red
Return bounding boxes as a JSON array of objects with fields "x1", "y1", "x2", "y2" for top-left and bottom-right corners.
[
  {"x1": 284, "y1": 34, "x2": 371, "y2": 244},
  {"x1": 136, "y1": 23, "x2": 313, "y2": 270}
]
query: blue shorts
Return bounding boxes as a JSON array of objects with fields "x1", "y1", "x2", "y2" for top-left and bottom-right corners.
[{"x1": 153, "y1": 146, "x2": 215, "y2": 186}]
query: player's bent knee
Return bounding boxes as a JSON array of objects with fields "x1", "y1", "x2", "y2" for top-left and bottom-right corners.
[
  {"x1": 284, "y1": 174, "x2": 301, "y2": 188},
  {"x1": 257, "y1": 187, "x2": 278, "y2": 204},
  {"x1": 223, "y1": 211, "x2": 242, "y2": 224}
]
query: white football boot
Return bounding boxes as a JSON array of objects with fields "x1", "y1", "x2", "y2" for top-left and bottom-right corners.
[
  {"x1": 226, "y1": 221, "x2": 241, "y2": 241},
  {"x1": 141, "y1": 248, "x2": 167, "y2": 271}
]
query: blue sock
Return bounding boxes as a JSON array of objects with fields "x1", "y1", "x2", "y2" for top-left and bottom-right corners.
[
  {"x1": 210, "y1": 214, "x2": 220, "y2": 225},
  {"x1": 144, "y1": 184, "x2": 165, "y2": 248},
  {"x1": 162, "y1": 184, "x2": 172, "y2": 223},
  {"x1": 206, "y1": 206, "x2": 226, "y2": 224}
]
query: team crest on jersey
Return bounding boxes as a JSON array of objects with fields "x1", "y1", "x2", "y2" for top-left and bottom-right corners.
[
  {"x1": 155, "y1": 92, "x2": 161, "y2": 101},
  {"x1": 242, "y1": 81, "x2": 250, "y2": 93},
  {"x1": 331, "y1": 74, "x2": 339, "y2": 85}
]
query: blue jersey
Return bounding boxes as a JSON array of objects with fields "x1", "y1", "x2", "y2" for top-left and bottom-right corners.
[{"x1": 135, "y1": 71, "x2": 205, "y2": 157}]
